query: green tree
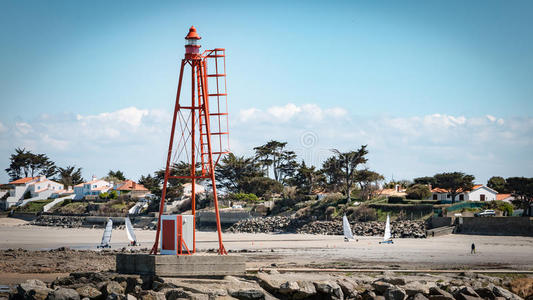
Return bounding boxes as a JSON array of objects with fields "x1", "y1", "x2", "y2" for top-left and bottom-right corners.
[
  {"x1": 487, "y1": 176, "x2": 507, "y2": 193},
  {"x1": 505, "y1": 177, "x2": 533, "y2": 216},
  {"x1": 320, "y1": 156, "x2": 343, "y2": 193},
  {"x1": 155, "y1": 162, "x2": 190, "y2": 199},
  {"x1": 413, "y1": 176, "x2": 437, "y2": 186},
  {"x1": 406, "y1": 184, "x2": 432, "y2": 200},
  {"x1": 330, "y1": 145, "x2": 369, "y2": 199},
  {"x1": 291, "y1": 161, "x2": 323, "y2": 195},
  {"x1": 215, "y1": 153, "x2": 263, "y2": 193},
  {"x1": 354, "y1": 169, "x2": 384, "y2": 201},
  {"x1": 107, "y1": 170, "x2": 126, "y2": 181},
  {"x1": 253, "y1": 140, "x2": 298, "y2": 184},
  {"x1": 5, "y1": 148, "x2": 57, "y2": 181},
  {"x1": 138, "y1": 174, "x2": 161, "y2": 196},
  {"x1": 243, "y1": 176, "x2": 283, "y2": 198},
  {"x1": 434, "y1": 172, "x2": 475, "y2": 203},
  {"x1": 55, "y1": 165, "x2": 84, "y2": 188}
]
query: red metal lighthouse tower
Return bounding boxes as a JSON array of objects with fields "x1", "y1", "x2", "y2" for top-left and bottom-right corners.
[{"x1": 150, "y1": 26, "x2": 229, "y2": 255}]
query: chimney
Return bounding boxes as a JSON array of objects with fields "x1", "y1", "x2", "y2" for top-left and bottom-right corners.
[{"x1": 395, "y1": 184, "x2": 399, "y2": 192}]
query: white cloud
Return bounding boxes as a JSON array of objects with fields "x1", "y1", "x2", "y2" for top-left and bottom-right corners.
[
  {"x1": 0, "y1": 103, "x2": 531, "y2": 185},
  {"x1": 237, "y1": 103, "x2": 348, "y2": 124},
  {"x1": 15, "y1": 122, "x2": 32, "y2": 135}
]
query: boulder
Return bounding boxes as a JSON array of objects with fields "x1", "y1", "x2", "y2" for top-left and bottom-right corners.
[
  {"x1": 381, "y1": 278, "x2": 407, "y2": 286},
  {"x1": 164, "y1": 288, "x2": 208, "y2": 300},
  {"x1": 457, "y1": 286, "x2": 480, "y2": 298},
  {"x1": 48, "y1": 288, "x2": 81, "y2": 300},
  {"x1": 138, "y1": 291, "x2": 165, "y2": 300},
  {"x1": 454, "y1": 293, "x2": 481, "y2": 300},
  {"x1": 279, "y1": 281, "x2": 299, "y2": 295},
  {"x1": 360, "y1": 290, "x2": 377, "y2": 300},
  {"x1": 294, "y1": 281, "x2": 317, "y2": 299},
  {"x1": 475, "y1": 286, "x2": 496, "y2": 299},
  {"x1": 76, "y1": 286, "x2": 102, "y2": 300},
  {"x1": 16, "y1": 280, "x2": 53, "y2": 300},
  {"x1": 492, "y1": 285, "x2": 522, "y2": 300},
  {"x1": 228, "y1": 289, "x2": 265, "y2": 300},
  {"x1": 429, "y1": 287, "x2": 454, "y2": 300},
  {"x1": 101, "y1": 282, "x2": 124, "y2": 298},
  {"x1": 411, "y1": 293, "x2": 429, "y2": 300},
  {"x1": 313, "y1": 281, "x2": 344, "y2": 300},
  {"x1": 372, "y1": 281, "x2": 394, "y2": 295},
  {"x1": 384, "y1": 287, "x2": 406, "y2": 300},
  {"x1": 404, "y1": 282, "x2": 430, "y2": 296},
  {"x1": 337, "y1": 278, "x2": 359, "y2": 298}
]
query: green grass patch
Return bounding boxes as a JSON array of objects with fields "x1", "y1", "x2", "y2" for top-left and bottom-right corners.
[
  {"x1": 56, "y1": 202, "x2": 88, "y2": 214},
  {"x1": 15, "y1": 199, "x2": 54, "y2": 213}
]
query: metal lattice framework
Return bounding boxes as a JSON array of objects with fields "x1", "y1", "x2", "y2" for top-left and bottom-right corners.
[{"x1": 151, "y1": 27, "x2": 229, "y2": 255}]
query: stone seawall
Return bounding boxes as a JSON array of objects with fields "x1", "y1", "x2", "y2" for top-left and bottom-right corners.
[{"x1": 456, "y1": 217, "x2": 533, "y2": 236}]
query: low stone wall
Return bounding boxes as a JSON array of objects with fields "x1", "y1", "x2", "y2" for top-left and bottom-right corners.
[
  {"x1": 196, "y1": 210, "x2": 251, "y2": 227},
  {"x1": 428, "y1": 217, "x2": 453, "y2": 229},
  {"x1": 456, "y1": 217, "x2": 533, "y2": 236}
]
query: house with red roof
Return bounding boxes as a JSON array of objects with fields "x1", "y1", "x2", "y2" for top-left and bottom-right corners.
[
  {"x1": 1, "y1": 176, "x2": 64, "y2": 209},
  {"x1": 115, "y1": 180, "x2": 149, "y2": 198},
  {"x1": 428, "y1": 184, "x2": 498, "y2": 202}
]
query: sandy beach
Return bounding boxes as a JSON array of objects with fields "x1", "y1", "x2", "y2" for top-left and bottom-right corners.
[{"x1": 1, "y1": 218, "x2": 533, "y2": 271}]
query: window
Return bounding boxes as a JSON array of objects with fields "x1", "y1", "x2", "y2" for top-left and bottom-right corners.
[
  {"x1": 433, "y1": 194, "x2": 437, "y2": 200},
  {"x1": 459, "y1": 194, "x2": 464, "y2": 201},
  {"x1": 447, "y1": 194, "x2": 451, "y2": 198},
  {"x1": 480, "y1": 194, "x2": 485, "y2": 201}
]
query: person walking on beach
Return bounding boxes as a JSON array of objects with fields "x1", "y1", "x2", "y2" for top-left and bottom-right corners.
[{"x1": 471, "y1": 242, "x2": 476, "y2": 254}]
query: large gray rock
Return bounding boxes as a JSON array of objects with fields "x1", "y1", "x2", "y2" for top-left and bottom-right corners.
[
  {"x1": 164, "y1": 288, "x2": 208, "y2": 300},
  {"x1": 76, "y1": 286, "x2": 102, "y2": 300},
  {"x1": 411, "y1": 293, "x2": 429, "y2": 300},
  {"x1": 48, "y1": 288, "x2": 81, "y2": 300},
  {"x1": 16, "y1": 280, "x2": 53, "y2": 300},
  {"x1": 279, "y1": 281, "x2": 299, "y2": 295},
  {"x1": 475, "y1": 286, "x2": 496, "y2": 299},
  {"x1": 404, "y1": 282, "x2": 430, "y2": 296},
  {"x1": 314, "y1": 281, "x2": 344, "y2": 300},
  {"x1": 228, "y1": 289, "x2": 265, "y2": 300},
  {"x1": 294, "y1": 281, "x2": 317, "y2": 299},
  {"x1": 457, "y1": 286, "x2": 480, "y2": 298},
  {"x1": 381, "y1": 277, "x2": 407, "y2": 286},
  {"x1": 360, "y1": 290, "x2": 377, "y2": 300},
  {"x1": 102, "y1": 282, "x2": 124, "y2": 297},
  {"x1": 454, "y1": 293, "x2": 482, "y2": 300},
  {"x1": 492, "y1": 285, "x2": 522, "y2": 300},
  {"x1": 337, "y1": 278, "x2": 359, "y2": 299},
  {"x1": 384, "y1": 287, "x2": 406, "y2": 300},
  {"x1": 372, "y1": 281, "x2": 394, "y2": 295},
  {"x1": 138, "y1": 290, "x2": 165, "y2": 300},
  {"x1": 429, "y1": 287, "x2": 454, "y2": 300}
]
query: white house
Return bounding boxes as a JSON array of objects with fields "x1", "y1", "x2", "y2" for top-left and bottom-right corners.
[
  {"x1": 429, "y1": 184, "x2": 498, "y2": 202},
  {"x1": 1, "y1": 176, "x2": 64, "y2": 209},
  {"x1": 73, "y1": 176, "x2": 112, "y2": 200}
]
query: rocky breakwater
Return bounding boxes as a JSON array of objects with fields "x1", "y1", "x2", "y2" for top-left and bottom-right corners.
[
  {"x1": 6, "y1": 270, "x2": 530, "y2": 300},
  {"x1": 31, "y1": 215, "x2": 84, "y2": 228},
  {"x1": 227, "y1": 216, "x2": 427, "y2": 238}
]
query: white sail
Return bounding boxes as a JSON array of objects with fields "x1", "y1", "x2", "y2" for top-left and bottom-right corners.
[
  {"x1": 383, "y1": 214, "x2": 392, "y2": 241},
  {"x1": 101, "y1": 219, "x2": 113, "y2": 246},
  {"x1": 343, "y1": 215, "x2": 354, "y2": 240},
  {"x1": 125, "y1": 217, "x2": 136, "y2": 243}
]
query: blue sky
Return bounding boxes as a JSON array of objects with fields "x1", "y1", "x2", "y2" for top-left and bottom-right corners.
[{"x1": 1, "y1": 0, "x2": 532, "y2": 184}]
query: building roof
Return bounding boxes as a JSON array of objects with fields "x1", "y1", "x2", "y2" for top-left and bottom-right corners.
[
  {"x1": 9, "y1": 177, "x2": 39, "y2": 185},
  {"x1": 116, "y1": 180, "x2": 148, "y2": 191},
  {"x1": 431, "y1": 187, "x2": 449, "y2": 193},
  {"x1": 496, "y1": 193, "x2": 513, "y2": 201}
]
